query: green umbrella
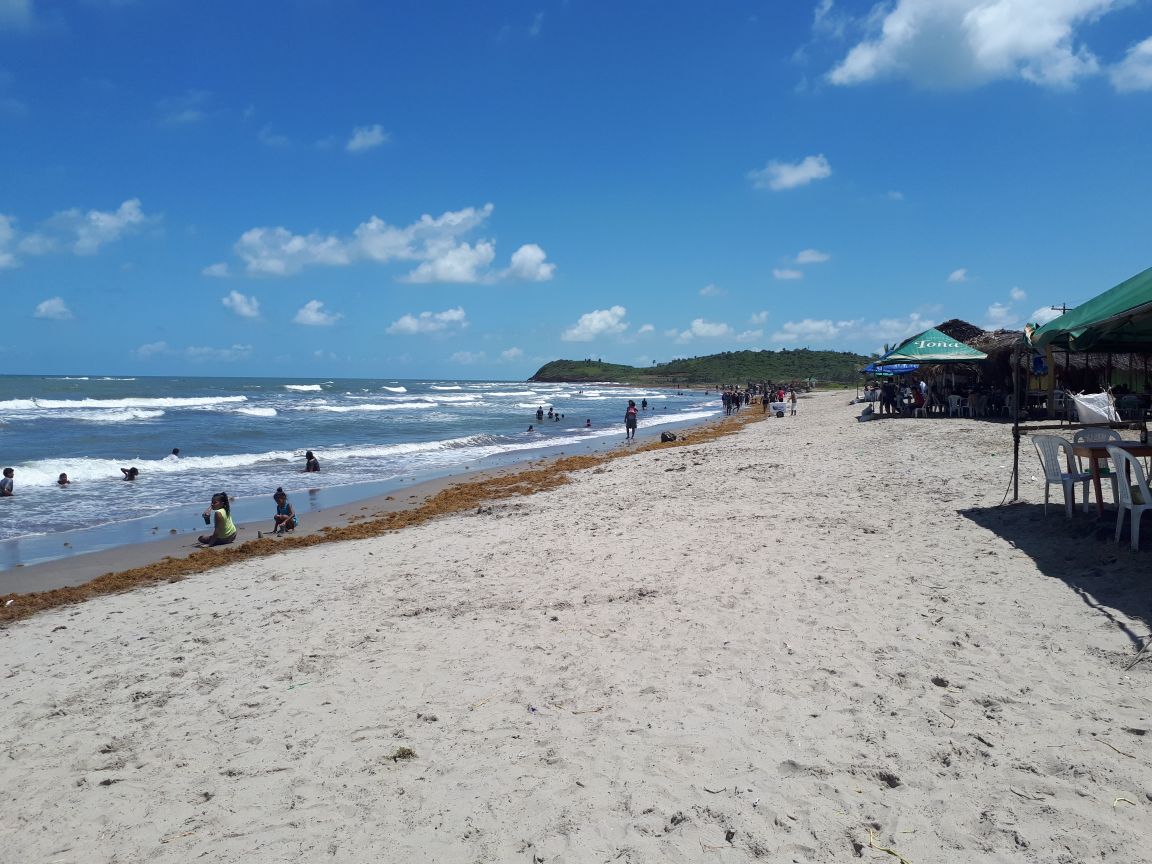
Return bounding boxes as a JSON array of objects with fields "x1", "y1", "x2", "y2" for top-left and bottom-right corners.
[
  {"x1": 1028, "y1": 266, "x2": 1152, "y2": 353},
  {"x1": 876, "y1": 327, "x2": 987, "y2": 364}
]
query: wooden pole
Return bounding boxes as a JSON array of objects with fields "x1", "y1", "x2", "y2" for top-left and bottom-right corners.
[{"x1": 1012, "y1": 340, "x2": 1022, "y2": 501}]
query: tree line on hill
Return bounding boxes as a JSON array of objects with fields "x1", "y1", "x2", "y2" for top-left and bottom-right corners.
[{"x1": 529, "y1": 348, "x2": 871, "y2": 385}]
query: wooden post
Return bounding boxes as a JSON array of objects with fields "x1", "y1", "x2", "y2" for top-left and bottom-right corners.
[{"x1": 1012, "y1": 340, "x2": 1022, "y2": 501}]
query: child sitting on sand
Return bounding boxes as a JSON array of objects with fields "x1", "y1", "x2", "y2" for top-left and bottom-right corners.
[
  {"x1": 270, "y1": 487, "x2": 298, "y2": 535},
  {"x1": 198, "y1": 492, "x2": 237, "y2": 547}
]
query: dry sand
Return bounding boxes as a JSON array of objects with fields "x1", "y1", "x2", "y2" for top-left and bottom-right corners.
[{"x1": 1, "y1": 391, "x2": 1149, "y2": 863}]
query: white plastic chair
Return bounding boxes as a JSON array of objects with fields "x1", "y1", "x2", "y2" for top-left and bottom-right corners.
[
  {"x1": 1072, "y1": 428, "x2": 1121, "y2": 505},
  {"x1": 1107, "y1": 446, "x2": 1152, "y2": 550},
  {"x1": 1032, "y1": 434, "x2": 1092, "y2": 518}
]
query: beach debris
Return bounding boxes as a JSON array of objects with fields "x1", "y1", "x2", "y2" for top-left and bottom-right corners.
[
  {"x1": 3, "y1": 599, "x2": 14, "y2": 607},
  {"x1": 867, "y1": 829, "x2": 913, "y2": 864},
  {"x1": 415, "y1": 712, "x2": 438, "y2": 722},
  {"x1": 287, "y1": 681, "x2": 310, "y2": 690},
  {"x1": 1096, "y1": 739, "x2": 1136, "y2": 759},
  {"x1": 1113, "y1": 796, "x2": 1137, "y2": 808},
  {"x1": 665, "y1": 812, "x2": 688, "y2": 831},
  {"x1": 528, "y1": 705, "x2": 537, "y2": 714},
  {"x1": 389, "y1": 747, "x2": 417, "y2": 762},
  {"x1": 703, "y1": 787, "x2": 725, "y2": 794},
  {"x1": 931, "y1": 676, "x2": 949, "y2": 687},
  {"x1": 724, "y1": 828, "x2": 736, "y2": 843},
  {"x1": 52, "y1": 625, "x2": 66, "y2": 632},
  {"x1": 877, "y1": 771, "x2": 902, "y2": 788}
]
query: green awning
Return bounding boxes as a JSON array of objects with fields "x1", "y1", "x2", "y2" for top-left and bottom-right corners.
[
  {"x1": 1028, "y1": 266, "x2": 1152, "y2": 353},
  {"x1": 876, "y1": 327, "x2": 987, "y2": 364}
]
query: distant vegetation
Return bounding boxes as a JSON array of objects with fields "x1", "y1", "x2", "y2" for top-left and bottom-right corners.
[{"x1": 529, "y1": 349, "x2": 872, "y2": 385}]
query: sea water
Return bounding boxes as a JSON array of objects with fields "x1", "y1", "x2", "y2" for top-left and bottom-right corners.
[{"x1": 0, "y1": 375, "x2": 719, "y2": 566}]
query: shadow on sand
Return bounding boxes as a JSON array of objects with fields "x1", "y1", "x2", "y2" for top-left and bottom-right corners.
[{"x1": 959, "y1": 502, "x2": 1151, "y2": 651}]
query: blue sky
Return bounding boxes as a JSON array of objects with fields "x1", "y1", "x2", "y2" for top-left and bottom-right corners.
[{"x1": 2, "y1": 0, "x2": 1151, "y2": 378}]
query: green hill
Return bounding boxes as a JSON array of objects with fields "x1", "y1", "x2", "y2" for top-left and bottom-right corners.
[{"x1": 529, "y1": 349, "x2": 871, "y2": 385}]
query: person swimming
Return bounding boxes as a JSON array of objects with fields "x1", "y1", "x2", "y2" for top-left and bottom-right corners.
[
  {"x1": 120, "y1": 466, "x2": 139, "y2": 481},
  {"x1": 57, "y1": 473, "x2": 70, "y2": 486}
]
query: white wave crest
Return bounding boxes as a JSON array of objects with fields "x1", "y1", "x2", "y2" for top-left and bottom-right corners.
[
  {"x1": 381, "y1": 386, "x2": 407, "y2": 393},
  {"x1": 430, "y1": 384, "x2": 462, "y2": 390},
  {"x1": 74, "y1": 409, "x2": 165, "y2": 423},
  {"x1": 0, "y1": 395, "x2": 248, "y2": 410},
  {"x1": 285, "y1": 384, "x2": 324, "y2": 392},
  {"x1": 236, "y1": 406, "x2": 278, "y2": 417}
]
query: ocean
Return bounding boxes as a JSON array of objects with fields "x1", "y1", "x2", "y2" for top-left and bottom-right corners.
[{"x1": 0, "y1": 375, "x2": 720, "y2": 568}]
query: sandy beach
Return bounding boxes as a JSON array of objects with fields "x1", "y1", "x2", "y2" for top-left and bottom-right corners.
[{"x1": 1, "y1": 390, "x2": 1149, "y2": 863}]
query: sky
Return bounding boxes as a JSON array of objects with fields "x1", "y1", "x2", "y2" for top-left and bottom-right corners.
[{"x1": 2, "y1": 0, "x2": 1151, "y2": 379}]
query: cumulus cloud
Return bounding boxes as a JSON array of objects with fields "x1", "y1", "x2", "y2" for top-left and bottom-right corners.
[
  {"x1": 748, "y1": 154, "x2": 831, "y2": 191},
  {"x1": 749, "y1": 310, "x2": 769, "y2": 325},
  {"x1": 136, "y1": 340, "x2": 170, "y2": 358},
  {"x1": 202, "y1": 262, "x2": 230, "y2": 278},
  {"x1": 1111, "y1": 35, "x2": 1152, "y2": 92},
  {"x1": 795, "y1": 248, "x2": 830, "y2": 264},
  {"x1": 562, "y1": 306, "x2": 629, "y2": 342},
  {"x1": 948, "y1": 268, "x2": 969, "y2": 283},
  {"x1": 346, "y1": 124, "x2": 390, "y2": 153},
  {"x1": 504, "y1": 243, "x2": 555, "y2": 281},
  {"x1": 1010, "y1": 286, "x2": 1027, "y2": 301},
  {"x1": 33, "y1": 296, "x2": 72, "y2": 320},
  {"x1": 826, "y1": 0, "x2": 1117, "y2": 90},
  {"x1": 0, "y1": 200, "x2": 152, "y2": 266},
  {"x1": 294, "y1": 300, "x2": 342, "y2": 326},
  {"x1": 1028, "y1": 306, "x2": 1065, "y2": 326},
  {"x1": 734, "y1": 329, "x2": 763, "y2": 344},
  {"x1": 222, "y1": 290, "x2": 260, "y2": 319},
  {"x1": 773, "y1": 268, "x2": 804, "y2": 280},
  {"x1": 637, "y1": 323, "x2": 655, "y2": 334},
  {"x1": 230, "y1": 203, "x2": 551, "y2": 284},
  {"x1": 674, "y1": 319, "x2": 734, "y2": 343},
  {"x1": 501, "y1": 347, "x2": 523, "y2": 360},
  {"x1": 385, "y1": 306, "x2": 468, "y2": 335},
  {"x1": 699, "y1": 283, "x2": 726, "y2": 297},
  {"x1": 984, "y1": 302, "x2": 1016, "y2": 329},
  {"x1": 771, "y1": 312, "x2": 932, "y2": 347}
]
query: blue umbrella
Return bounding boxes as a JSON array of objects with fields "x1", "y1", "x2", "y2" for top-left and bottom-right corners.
[{"x1": 862, "y1": 362, "x2": 919, "y2": 376}]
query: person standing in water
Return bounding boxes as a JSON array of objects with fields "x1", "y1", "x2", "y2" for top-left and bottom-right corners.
[
  {"x1": 624, "y1": 400, "x2": 638, "y2": 441},
  {"x1": 304, "y1": 450, "x2": 320, "y2": 472}
]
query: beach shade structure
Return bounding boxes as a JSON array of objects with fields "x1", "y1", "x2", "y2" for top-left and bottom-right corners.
[
  {"x1": 1027, "y1": 266, "x2": 1152, "y2": 353},
  {"x1": 875, "y1": 328, "x2": 988, "y2": 365},
  {"x1": 862, "y1": 362, "x2": 919, "y2": 376}
]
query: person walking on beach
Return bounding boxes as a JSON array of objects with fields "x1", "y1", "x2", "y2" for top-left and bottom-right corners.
[
  {"x1": 789, "y1": 389, "x2": 798, "y2": 416},
  {"x1": 198, "y1": 492, "x2": 237, "y2": 547},
  {"x1": 624, "y1": 399, "x2": 638, "y2": 441},
  {"x1": 0, "y1": 468, "x2": 13, "y2": 496},
  {"x1": 304, "y1": 450, "x2": 320, "y2": 472}
]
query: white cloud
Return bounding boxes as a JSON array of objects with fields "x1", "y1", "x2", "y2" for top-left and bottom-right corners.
[
  {"x1": 202, "y1": 262, "x2": 230, "y2": 278},
  {"x1": 1111, "y1": 35, "x2": 1152, "y2": 91},
  {"x1": 674, "y1": 319, "x2": 734, "y2": 343},
  {"x1": 450, "y1": 350, "x2": 486, "y2": 364},
  {"x1": 501, "y1": 347, "x2": 523, "y2": 360},
  {"x1": 33, "y1": 296, "x2": 72, "y2": 320},
  {"x1": 637, "y1": 323, "x2": 655, "y2": 334},
  {"x1": 231, "y1": 203, "x2": 542, "y2": 284},
  {"x1": 136, "y1": 340, "x2": 170, "y2": 358},
  {"x1": 1028, "y1": 305, "x2": 1064, "y2": 326},
  {"x1": 562, "y1": 305, "x2": 629, "y2": 342},
  {"x1": 770, "y1": 312, "x2": 931, "y2": 347},
  {"x1": 185, "y1": 344, "x2": 253, "y2": 362},
  {"x1": 386, "y1": 306, "x2": 468, "y2": 335},
  {"x1": 38, "y1": 198, "x2": 150, "y2": 256},
  {"x1": 826, "y1": 0, "x2": 1117, "y2": 90},
  {"x1": 504, "y1": 243, "x2": 555, "y2": 281},
  {"x1": 984, "y1": 302, "x2": 1016, "y2": 329},
  {"x1": 1010, "y1": 286, "x2": 1027, "y2": 301},
  {"x1": 699, "y1": 283, "x2": 726, "y2": 297},
  {"x1": 346, "y1": 124, "x2": 389, "y2": 153},
  {"x1": 749, "y1": 310, "x2": 769, "y2": 325},
  {"x1": 734, "y1": 329, "x2": 763, "y2": 343},
  {"x1": 294, "y1": 299, "x2": 341, "y2": 326},
  {"x1": 403, "y1": 241, "x2": 495, "y2": 283},
  {"x1": 748, "y1": 154, "x2": 832, "y2": 191},
  {"x1": 948, "y1": 268, "x2": 969, "y2": 283},
  {"x1": 773, "y1": 268, "x2": 804, "y2": 280},
  {"x1": 795, "y1": 248, "x2": 830, "y2": 264},
  {"x1": 222, "y1": 290, "x2": 260, "y2": 319}
]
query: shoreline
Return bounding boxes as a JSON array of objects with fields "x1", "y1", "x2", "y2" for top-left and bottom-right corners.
[
  {"x1": 0, "y1": 405, "x2": 722, "y2": 585},
  {"x1": 0, "y1": 407, "x2": 761, "y2": 619}
]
